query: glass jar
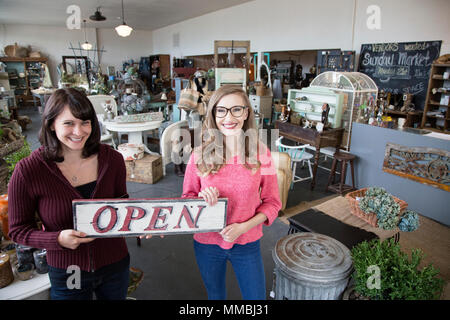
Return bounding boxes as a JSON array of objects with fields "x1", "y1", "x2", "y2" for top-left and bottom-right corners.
[
  {"x1": 15, "y1": 244, "x2": 35, "y2": 265},
  {"x1": 33, "y1": 249, "x2": 48, "y2": 274}
]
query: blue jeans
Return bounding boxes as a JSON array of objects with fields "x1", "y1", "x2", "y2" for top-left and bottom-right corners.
[
  {"x1": 48, "y1": 254, "x2": 130, "y2": 300},
  {"x1": 193, "y1": 240, "x2": 266, "y2": 300}
]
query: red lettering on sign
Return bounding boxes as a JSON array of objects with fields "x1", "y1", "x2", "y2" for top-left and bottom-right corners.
[
  {"x1": 118, "y1": 206, "x2": 147, "y2": 231},
  {"x1": 92, "y1": 206, "x2": 118, "y2": 233},
  {"x1": 174, "y1": 205, "x2": 206, "y2": 229},
  {"x1": 144, "y1": 206, "x2": 173, "y2": 231}
]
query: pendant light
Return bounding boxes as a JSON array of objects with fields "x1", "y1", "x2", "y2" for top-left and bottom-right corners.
[
  {"x1": 90, "y1": 7, "x2": 107, "y2": 21},
  {"x1": 81, "y1": 19, "x2": 93, "y2": 50},
  {"x1": 115, "y1": 0, "x2": 133, "y2": 37}
]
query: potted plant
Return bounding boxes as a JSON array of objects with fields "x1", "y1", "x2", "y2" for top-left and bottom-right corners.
[
  {"x1": 347, "y1": 186, "x2": 420, "y2": 231},
  {"x1": 345, "y1": 238, "x2": 444, "y2": 300}
]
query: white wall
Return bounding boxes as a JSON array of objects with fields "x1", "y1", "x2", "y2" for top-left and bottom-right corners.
[
  {"x1": 96, "y1": 28, "x2": 153, "y2": 75},
  {"x1": 152, "y1": 0, "x2": 450, "y2": 61},
  {"x1": 0, "y1": 24, "x2": 153, "y2": 85},
  {"x1": 353, "y1": 0, "x2": 450, "y2": 55},
  {"x1": 1, "y1": 0, "x2": 449, "y2": 83}
]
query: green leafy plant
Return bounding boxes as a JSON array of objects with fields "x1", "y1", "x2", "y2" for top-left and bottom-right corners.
[
  {"x1": 4, "y1": 139, "x2": 31, "y2": 179},
  {"x1": 351, "y1": 238, "x2": 444, "y2": 300}
]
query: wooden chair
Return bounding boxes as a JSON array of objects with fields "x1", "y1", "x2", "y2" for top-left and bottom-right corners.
[{"x1": 271, "y1": 151, "x2": 292, "y2": 211}]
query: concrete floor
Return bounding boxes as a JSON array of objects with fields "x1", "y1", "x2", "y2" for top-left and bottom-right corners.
[{"x1": 20, "y1": 105, "x2": 335, "y2": 300}]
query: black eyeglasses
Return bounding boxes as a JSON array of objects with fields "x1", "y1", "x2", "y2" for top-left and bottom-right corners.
[{"x1": 214, "y1": 105, "x2": 247, "y2": 118}]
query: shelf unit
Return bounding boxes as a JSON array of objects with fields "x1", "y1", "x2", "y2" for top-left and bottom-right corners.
[
  {"x1": 0, "y1": 57, "x2": 47, "y2": 107},
  {"x1": 420, "y1": 63, "x2": 450, "y2": 133},
  {"x1": 139, "y1": 54, "x2": 170, "y2": 94},
  {"x1": 385, "y1": 109, "x2": 423, "y2": 128},
  {"x1": 287, "y1": 87, "x2": 344, "y2": 129}
]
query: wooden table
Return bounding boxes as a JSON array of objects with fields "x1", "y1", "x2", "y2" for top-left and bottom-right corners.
[
  {"x1": 275, "y1": 120, "x2": 344, "y2": 189},
  {"x1": 286, "y1": 196, "x2": 399, "y2": 244},
  {"x1": 313, "y1": 196, "x2": 399, "y2": 241},
  {"x1": 0, "y1": 272, "x2": 50, "y2": 300}
]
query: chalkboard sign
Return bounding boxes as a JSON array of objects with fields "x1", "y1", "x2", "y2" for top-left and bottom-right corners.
[{"x1": 358, "y1": 41, "x2": 442, "y2": 110}]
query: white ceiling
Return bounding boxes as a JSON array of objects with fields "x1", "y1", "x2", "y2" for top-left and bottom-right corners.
[{"x1": 0, "y1": 0, "x2": 254, "y2": 30}]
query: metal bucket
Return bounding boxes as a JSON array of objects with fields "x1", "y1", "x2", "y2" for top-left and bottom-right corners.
[{"x1": 272, "y1": 232, "x2": 353, "y2": 300}]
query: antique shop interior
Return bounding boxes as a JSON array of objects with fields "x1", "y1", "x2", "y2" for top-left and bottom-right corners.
[{"x1": 0, "y1": 0, "x2": 449, "y2": 301}]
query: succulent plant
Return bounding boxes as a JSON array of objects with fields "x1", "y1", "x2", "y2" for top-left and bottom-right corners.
[
  {"x1": 359, "y1": 187, "x2": 401, "y2": 230},
  {"x1": 398, "y1": 210, "x2": 420, "y2": 232}
]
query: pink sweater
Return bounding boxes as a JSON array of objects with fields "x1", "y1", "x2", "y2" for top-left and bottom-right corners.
[{"x1": 182, "y1": 146, "x2": 281, "y2": 249}]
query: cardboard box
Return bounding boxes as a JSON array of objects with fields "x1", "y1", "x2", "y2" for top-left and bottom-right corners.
[{"x1": 125, "y1": 154, "x2": 163, "y2": 184}]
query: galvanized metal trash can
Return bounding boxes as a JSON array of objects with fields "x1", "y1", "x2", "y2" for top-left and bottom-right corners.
[{"x1": 272, "y1": 232, "x2": 353, "y2": 300}]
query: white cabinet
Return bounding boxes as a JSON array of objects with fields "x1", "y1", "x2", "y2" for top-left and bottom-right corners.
[
  {"x1": 249, "y1": 94, "x2": 273, "y2": 122},
  {"x1": 287, "y1": 87, "x2": 344, "y2": 129}
]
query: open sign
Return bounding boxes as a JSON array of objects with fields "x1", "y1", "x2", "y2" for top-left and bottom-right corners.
[{"x1": 73, "y1": 198, "x2": 227, "y2": 238}]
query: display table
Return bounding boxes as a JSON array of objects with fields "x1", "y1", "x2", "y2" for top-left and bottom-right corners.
[
  {"x1": 0, "y1": 272, "x2": 50, "y2": 300},
  {"x1": 302, "y1": 196, "x2": 400, "y2": 242},
  {"x1": 275, "y1": 120, "x2": 344, "y2": 189},
  {"x1": 288, "y1": 209, "x2": 378, "y2": 249},
  {"x1": 103, "y1": 120, "x2": 162, "y2": 155}
]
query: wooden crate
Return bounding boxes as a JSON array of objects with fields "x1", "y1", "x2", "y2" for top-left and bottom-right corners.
[{"x1": 125, "y1": 154, "x2": 163, "y2": 184}]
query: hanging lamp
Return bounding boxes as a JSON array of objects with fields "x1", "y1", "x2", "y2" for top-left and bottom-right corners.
[
  {"x1": 90, "y1": 7, "x2": 107, "y2": 21},
  {"x1": 115, "y1": 0, "x2": 133, "y2": 37},
  {"x1": 81, "y1": 19, "x2": 93, "y2": 50}
]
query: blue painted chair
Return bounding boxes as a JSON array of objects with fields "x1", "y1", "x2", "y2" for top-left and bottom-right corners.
[{"x1": 275, "y1": 136, "x2": 313, "y2": 189}]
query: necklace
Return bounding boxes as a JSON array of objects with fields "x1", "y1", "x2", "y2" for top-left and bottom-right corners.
[{"x1": 58, "y1": 158, "x2": 86, "y2": 184}]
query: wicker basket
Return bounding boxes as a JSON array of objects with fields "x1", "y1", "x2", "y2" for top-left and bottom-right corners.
[
  {"x1": 0, "y1": 138, "x2": 24, "y2": 159},
  {"x1": 345, "y1": 188, "x2": 408, "y2": 227},
  {"x1": 4, "y1": 43, "x2": 29, "y2": 58},
  {"x1": 0, "y1": 253, "x2": 14, "y2": 288}
]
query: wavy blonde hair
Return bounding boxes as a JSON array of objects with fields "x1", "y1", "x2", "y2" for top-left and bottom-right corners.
[{"x1": 195, "y1": 85, "x2": 261, "y2": 177}]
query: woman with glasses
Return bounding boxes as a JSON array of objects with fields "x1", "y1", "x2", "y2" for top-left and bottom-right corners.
[{"x1": 182, "y1": 85, "x2": 281, "y2": 300}]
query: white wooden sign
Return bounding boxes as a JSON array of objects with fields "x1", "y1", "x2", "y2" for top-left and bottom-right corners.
[{"x1": 73, "y1": 198, "x2": 227, "y2": 237}]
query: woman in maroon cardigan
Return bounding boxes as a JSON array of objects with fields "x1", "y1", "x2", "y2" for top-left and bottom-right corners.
[{"x1": 8, "y1": 88, "x2": 130, "y2": 300}]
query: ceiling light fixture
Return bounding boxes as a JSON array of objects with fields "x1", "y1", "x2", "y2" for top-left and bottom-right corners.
[
  {"x1": 115, "y1": 0, "x2": 133, "y2": 37},
  {"x1": 90, "y1": 7, "x2": 107, "y2": 21},
  {"x1": 81, "y1": 19, "x2": 93, "y2": 50}
]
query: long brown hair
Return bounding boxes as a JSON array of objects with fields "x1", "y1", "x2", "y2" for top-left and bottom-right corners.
[
  {"x1": 195, "y1": 85, "x2": 261, "y2": 176},
  {"x1": 39, "y1": 88, "x2": 101, "y2": 162}
]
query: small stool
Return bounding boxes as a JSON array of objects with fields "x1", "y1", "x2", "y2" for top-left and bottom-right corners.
[{"x1": 326, "y1": 151, "x2": 356, "y2": 195}]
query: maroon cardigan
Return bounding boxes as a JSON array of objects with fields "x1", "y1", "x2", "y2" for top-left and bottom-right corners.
[{"x1": 8, "y1": 144, "x2": 129, "y2": 272}]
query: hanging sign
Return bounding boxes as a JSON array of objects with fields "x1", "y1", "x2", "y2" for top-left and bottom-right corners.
[{"x1": 73, "y1": 198, "x2": 227, "y2": 237}]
